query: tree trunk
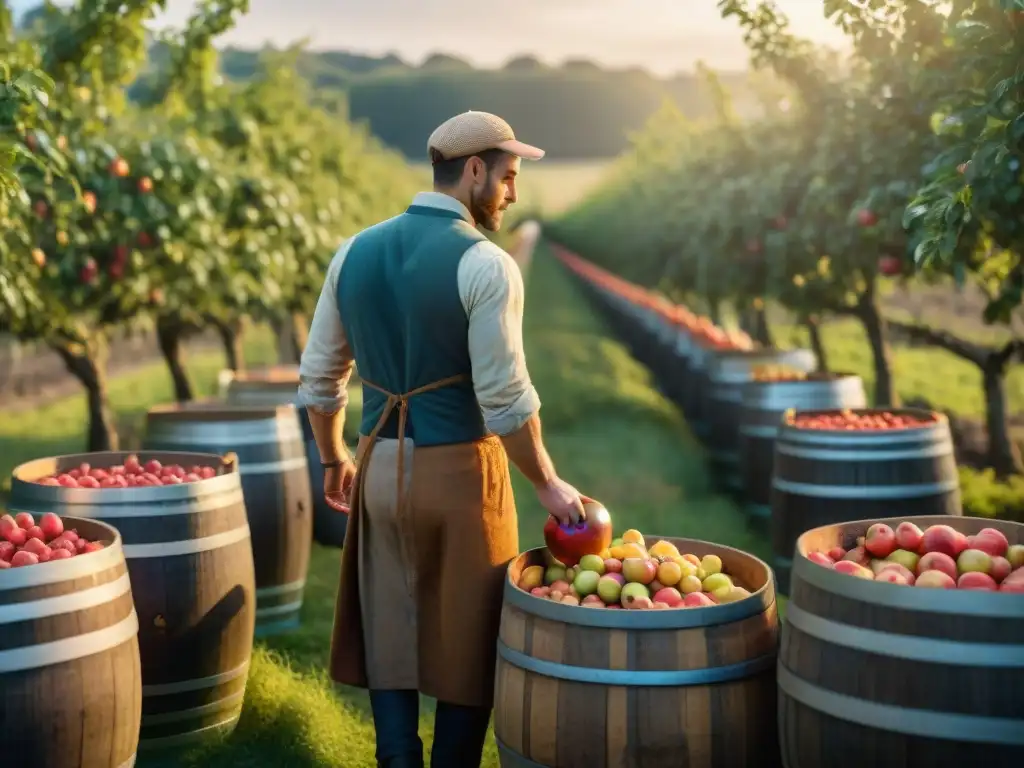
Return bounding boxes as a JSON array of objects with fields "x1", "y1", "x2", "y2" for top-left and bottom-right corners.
[
  {"x1": 289, "y1": 312, "x2": 309, "y2": 363},
  {"x1": 708, "y1": 296, "x2": 722, "y2": 325},
  {"x1": 856, "y1": 283, "x2": 898, "y2": 406},
  {"x1": 50, "y1": 335, "x2": 119, "y2": 452},
  {"x1": 753, "y1": 305, "x2": 773, "y2": 348},
  {"x1": 208, "y1": 317, "x2": 246, "y2": 372},
  {"x1": 805, "y1": 317, "x2": 829, "y2": 372},
  {"x1": 982, "y1": 354, "x2": 1024, "y2": 476},
  {"x1": 156, "y1": 316, "x2": 194, "y2": 403},
  {"x1": 885, "y1": 322, "x2": 1022, "y2": 477}
]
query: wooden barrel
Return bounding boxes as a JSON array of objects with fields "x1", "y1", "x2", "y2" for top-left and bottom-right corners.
[
  {"x1": 780, "y1": 515, "x2": 1024, "y2": 767},
  {"x1": 9, "y1": 452, "x2": 256, "y2": 752},
  {"x1": 738, "y1": 373, "x2": 866, "y2": 522},
  {"x1": 0, "y1": 515, "x2": 142, "y2": 767},
  {"x1": 144, "y1": 403, "x2": 312, "y2": 636},
  {"x1": 224, "y1": 369, "x2": 349, "y2": 549},
  {"x1": 770, "y1": 407, "x2": 961, "y2": 593},
  {"x1": 685, "y1": 343, "x2": 717, "y2": 441},
  {"x1": 704, "y1": 349, "x2": 816, "y2": 493},
  {"x1": 494, "y1": 537, "x2": 781, "y2": 768}
]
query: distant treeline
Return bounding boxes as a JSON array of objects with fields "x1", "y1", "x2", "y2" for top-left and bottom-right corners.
[{"x1": 212, "y1": 48, "x2": 770, "y2": 160}]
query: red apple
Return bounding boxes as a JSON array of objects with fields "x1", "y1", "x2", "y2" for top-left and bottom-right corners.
[
  {"x1": 807, "y1": 551, "x2": 834, "y2": 568},
  {"x1": 875, "y1": 570, "x2": 911, "y2": 586},
  {"x1": 895, "y1": 522, "x2": 923, "y2": 552},
  {"x1": 991, "y1": 556, "x2": 1012, "y2": 583},
  {"x1": 920, "y1": 525, "x2": 961, "y2": 558},
  {"x1": 918, "y1": 551, "x2": 957, "y2": 581},
  {"x1": 864, "y1": 524, "x2": 897, "y2": 558},
  {"x1": 683, "y1": 592, "x2": 715, "y2": 608},
  {"x1": 878, "y1": 255, "x2": 901, "y2": 276},
  {"x1": 915, "y1": 570, "x2": 956, "y2": 589},
  {"x1": 652, "y1": 587, "x2": 684, "y2": 607},
  {"x1": 542, "y1": 501, "x2": 612, "y2": 567},
  {"x1": 877, "y1": 562, "x2": 915, "y2": 585},
  {"x1": 11, "y1": 550, "x2": 39, "y2": 567},
  {"x1": 827, "y1": 546, "x2": 846, "y2": 561},
  {"x1": 970, "y1": 528, "x2": 1009, "y2": 558},
  {"x1": 834, "y1": 560, "x2": 874, "y2": 580},
  {"x1": 857, "y1": 209, "x2": 878, "y2": 227},
  {"x1": 957, "y1": 572, "x2": 997, "y2": 591}
]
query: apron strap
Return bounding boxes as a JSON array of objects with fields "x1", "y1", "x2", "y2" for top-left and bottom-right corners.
[{"x1": 358, "y1": 373, "x2": 471, "y2": 524}]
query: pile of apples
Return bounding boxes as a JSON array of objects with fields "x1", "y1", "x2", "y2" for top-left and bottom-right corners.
[
  {"x1": 789, "y1": 409, "x2": 935, "y2": 431},
  {"x1": 805, "y1": 521, "x2": 1024, "y2": 593},
  {"x1": 752, "y1": 364, "x2": 808, "y2": 382},
  {"x1": 0, "y1": 512, "x2": 107, "y2": 568},
  {"x1": 30, "y1": 455, "x2": 219, "y2": 489},
  {"x1": 517, "y1": 530, "x2": 751, "y2": 609}
]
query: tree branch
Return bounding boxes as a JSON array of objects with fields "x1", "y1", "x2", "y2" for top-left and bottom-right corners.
[{"x1": 886, "y1": 318, "x2": 989, "y2": 368}]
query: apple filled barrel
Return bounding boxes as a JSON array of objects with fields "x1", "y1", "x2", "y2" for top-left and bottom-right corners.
[
  {"x1": 780, "y1": 515, "x2": 1024, "y2": 766},
  {"x1": 738, "y1": 371, "x2": 866, "y2": 522},
  {"x1": 770, "y1": 407, "x2": 961, "y2": 593},
  {"x1": 144, "y1": 403, "x2": 312, "y2": 636},
  {"x1": 494, "y1": 531, "x2": 781, "y2": 767},
  {"x1": 702, "y1": 348, "x2": 816, "y2": 494},
  {"x1": 9, "y1": 451, "x2": 256, "y2": 752},
  {"x1": 0, "y1": 515, "x2": 142, "y2": 767},
  {"x1": 223, "y1": 367, "x2": 349, "y2": 548}
]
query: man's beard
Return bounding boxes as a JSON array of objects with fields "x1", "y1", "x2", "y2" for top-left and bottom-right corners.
[{"x1": 469, "y1": 181, "x2": 504, "y2": 232}]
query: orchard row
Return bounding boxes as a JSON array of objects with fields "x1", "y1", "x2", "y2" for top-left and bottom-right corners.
[
  {"x1": 0, "y1": 2, "x2": 419, "y2": 450},
  {"x1": 547, "y1": 0, "x2": 1024, "y2": 476}
]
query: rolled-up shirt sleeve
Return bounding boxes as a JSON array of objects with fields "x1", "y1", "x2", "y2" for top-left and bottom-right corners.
[
  {"x1": 459, "y1": 240, "x2": 541, "y2": 436},
  {"x1": 297, "y1": 239, "x2": 357, "y2": 414}
]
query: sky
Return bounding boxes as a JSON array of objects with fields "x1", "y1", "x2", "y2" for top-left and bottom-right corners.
[{"x1": 10, "y1": 0, "x2": 850, "y2": 75}]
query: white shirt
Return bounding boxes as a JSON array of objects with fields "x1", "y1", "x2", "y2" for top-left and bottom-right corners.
[{"x1": 296, "y1": 191, "x2": 541, "y2": 437}]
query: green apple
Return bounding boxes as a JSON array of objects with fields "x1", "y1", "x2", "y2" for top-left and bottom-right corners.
[{"x1": 573, "y1": 570, "x2": 601, "y2": 596}]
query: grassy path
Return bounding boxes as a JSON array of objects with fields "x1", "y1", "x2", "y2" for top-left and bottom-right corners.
[{"x1": 1, "y1": 243, "x2": 756, "y2": 767}]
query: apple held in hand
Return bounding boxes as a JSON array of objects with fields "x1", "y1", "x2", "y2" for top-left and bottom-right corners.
[{"x1": 543, "y1": 498, "x2": 612, "y2": 567}]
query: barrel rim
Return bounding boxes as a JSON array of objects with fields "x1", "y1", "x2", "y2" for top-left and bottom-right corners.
[
  {"x1": 505, "y1": 537, "x2": 777, "y2": 629},
  {"x1": 792, "y1": 514, "x2": 1024, "y2": 617},
  {"x1": 0, "y1": 515, "x2": 125, "y2": 589},
  {"x1": 779, "y1": 406, "x2": 946, "y2": 435},
  {"x1": 9, "y1": 450, "x2": 242, "y2": 504},
  {"x1": 742, "y1": 370, "x2": 863, "y2": 388},
  {"x1": 147, "y1": 399, "x2": 296, "y2": 422},
  {"x1": 708, "y1": 348, "x2": 817, "y2": 383}
]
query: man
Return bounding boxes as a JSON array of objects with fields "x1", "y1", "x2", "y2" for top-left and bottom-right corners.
[{"x1": 297, "y1": 110, "x2": 586, "y2": 768}]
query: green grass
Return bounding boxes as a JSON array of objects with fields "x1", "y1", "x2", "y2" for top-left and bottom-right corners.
[{"x1": 0, "y1": 242, "x2": 755, "y2": 767}]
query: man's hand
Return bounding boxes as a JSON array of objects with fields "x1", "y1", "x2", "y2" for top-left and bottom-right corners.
[
  {"x1": 536, "y1": 477, "x2": 586, "y2": 526},
  {"x1": 324, "y1": 458, "x2": 358, "y2": 513}
]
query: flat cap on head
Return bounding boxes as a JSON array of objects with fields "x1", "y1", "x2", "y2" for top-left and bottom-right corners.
[{"x1": 427, "y1": 111, "x2": 545, "y2": 162}]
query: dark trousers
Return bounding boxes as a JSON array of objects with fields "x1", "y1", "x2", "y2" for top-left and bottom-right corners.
[{"x1": 369, "y1": 689, "x2": 492, "y2": 768}]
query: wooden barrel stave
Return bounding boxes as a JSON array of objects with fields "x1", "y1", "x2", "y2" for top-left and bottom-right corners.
[
  {"x1": 779, "y1": 515, "x2": 1024, "y2": 767},
  {"x1": 704, "y1": 349, "x2": 817, "y2": 493},
  {"x1": 144, "y1": 404, "x2": 312, "y2": 636},
  {"x1": 0, "y1": 517, "x2": 142, "y2": 768},
  {"x1": 739, "y1": 373, "x2": 866, "y2": 521},
  {"x1": 224, "y1": 369, "x2": 350, "y2": 548},
  {"x1": 9, "y1": 451, "x2": 256, "y2": 752},
  {"x1": 770, "y1": 409, "x2": 961, "y2": 593},
  {"x1": 494, "y1": 537, "x2": 781, "y2": 768}
]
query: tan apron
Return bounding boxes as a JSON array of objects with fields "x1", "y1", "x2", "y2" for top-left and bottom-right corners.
[{"x1": 329, "y1": 374, "x2": 520, "y2": 708}]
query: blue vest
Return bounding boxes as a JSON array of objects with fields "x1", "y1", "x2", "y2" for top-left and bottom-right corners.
[{"x1": 337, "y1": 205, "x2": 490, "y2": 446}]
